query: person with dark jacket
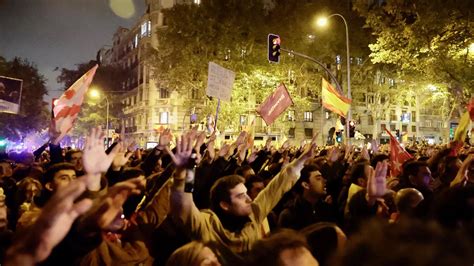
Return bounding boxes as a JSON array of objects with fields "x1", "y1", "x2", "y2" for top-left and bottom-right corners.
[{"x1": 278, "y1": 164, "x2": 336, "y2": 230}]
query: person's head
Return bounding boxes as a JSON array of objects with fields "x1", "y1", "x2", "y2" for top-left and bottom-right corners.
[
  {"x1": 245, "y1": 175, "x2": 265, "y2": 200},
  {"x1": 210, "y1": 175, "x2": 252, "y2": 217},
  {"x1": 65, "y1": 150, "x2": 83, "y2": 171},
  {"x1": 402, "y1": 161, "x2": 432, "y2": 190},
  {"x1": 295, "y1": 164, "x2": 327, "y2": 199},
  {"x1": 348, "y1": 161, "x2": 371, "y2": 188},
  {"x1": 438, "y1": 156, "x2": 462, "y2": 184},
  {"x1": 16, "y1": 177, "x2": 42, "y2": 204},
  {"x1": 0, "y1": 188, "x2": 7, "y2": 230},
  {"x1": 166, "y1": 241, "x2": 221, "y2": 266},
  {"x1": 235, "y1": 165, "x2": 255, "y2": 180},
  {"x1": 42, "y1": 163, "x2": 76, "y2": 192},
  {"x1": 301, "y1": 223, "x2": 347, "y2": 266},
  {"x1": 0, "y1": 160, "x2": 13, "y2": 178},
  {"x1": 248, "y1": 229, "x2": 319, "y2": 266},
  {"x1": 333, "y1": 218, "x2": 474, "y2": 266},
  {"x1": 395, "y1": 188, "x2": 424, "y2": 215},
  {"x1": 370, "y1": 154, "x2": 389, "y2": 169}
]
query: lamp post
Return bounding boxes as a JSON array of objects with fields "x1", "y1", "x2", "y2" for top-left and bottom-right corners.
[
  {"x1": 89, "y1": 89, "x2": 110, "y2": 147},
  {"x1": 317, "y1": 14, "x2": 352, "y2": 144}
]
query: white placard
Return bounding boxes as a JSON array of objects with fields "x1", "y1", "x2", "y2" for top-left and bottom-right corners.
[{"x1": 206, "y1": 62, "x2": 235, "y2": 101}]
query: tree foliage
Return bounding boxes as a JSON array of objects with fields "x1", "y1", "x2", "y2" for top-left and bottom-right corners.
[
  {"x1": 0, "y1": 56, "x2": 49, "y2": 141},
  {"x1": 353, "y1": 0, "x2": 474, "y2": 110},
  {"x1": 149, "y1": 0, "x2": 372, "y2": 133}
]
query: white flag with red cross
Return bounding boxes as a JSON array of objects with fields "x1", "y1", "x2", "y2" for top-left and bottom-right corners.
[{"x1": 52, "y1": 65, "x2": 98, "y2": 140}]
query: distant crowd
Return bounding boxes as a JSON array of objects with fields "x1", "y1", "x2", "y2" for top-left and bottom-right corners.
[{"x1": 1, "y1": 126, "x2": 473, "y2": 265}]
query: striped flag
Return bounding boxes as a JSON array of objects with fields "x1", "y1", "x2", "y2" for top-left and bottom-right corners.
[
  {"x1": 321, "y1": 78, "x2": 351, "y2": 118},
  {"x1": 52, "y1": 65, "x2": 98, "y2": 140}
]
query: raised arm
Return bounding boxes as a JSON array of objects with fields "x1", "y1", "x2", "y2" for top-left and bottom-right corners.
[{"x1": 253, "y1": 136, "x2": 317, "y2": 222}]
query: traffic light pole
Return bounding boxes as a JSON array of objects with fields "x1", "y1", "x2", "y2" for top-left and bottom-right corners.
[{"x1": 280, "y1": 48, "x2": 349, "y2": 145}]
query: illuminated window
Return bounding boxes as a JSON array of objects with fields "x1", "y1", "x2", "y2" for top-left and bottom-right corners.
[
  {"x1": 304, "y1": 111, "x2": 313, "y2": 122},
  {"x1": 160, "y1": 112, "x2": 169, "y2": 124}
]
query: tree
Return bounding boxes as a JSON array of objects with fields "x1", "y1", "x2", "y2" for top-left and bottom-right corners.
[
  {"x1": 353, "y1": 0, "x2": 474, "y2": 112},
  {"x1": 0, "y1": 56, "x2": 49, "y2": 141},
  {"x1": 149, "y1": 0, "x2": 372, "y2": 135}
]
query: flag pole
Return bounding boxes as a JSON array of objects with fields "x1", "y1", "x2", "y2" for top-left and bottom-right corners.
[{"x1": 214, "y1": 99, "x2": 221, "y2": 131}]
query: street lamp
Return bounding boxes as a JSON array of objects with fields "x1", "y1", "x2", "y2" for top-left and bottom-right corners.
[
  {"x1": 89, "y1": 88, "x2": 110, "y2": 147},
  {"x1": 317, "y1": 14, "x2": 352, "y2": 143}
]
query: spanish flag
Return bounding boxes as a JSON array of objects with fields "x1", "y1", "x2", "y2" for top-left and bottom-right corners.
[{"x1": 321, "y1": 78, "x2": 352, "y2": 118}]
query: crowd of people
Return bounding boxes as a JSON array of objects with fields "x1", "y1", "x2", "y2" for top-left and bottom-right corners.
[{"x1": 0, "y1": 126, "x2": 473, "y2": 265}]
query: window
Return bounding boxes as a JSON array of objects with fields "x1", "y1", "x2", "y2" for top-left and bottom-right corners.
[
  {"x1": 390, "y1": 124, "x2": 396, "y2": 131},
  {"x1": 411, "y1": 111, "x2": 416, "y2": 122},
  {"x1": 402, "y1": 125, "x2": 407, "y2": 132},
  {"x1": 304, "y1": 128, "x2": 313, "y2": 138},
  {"x1": 194, "y1": 0, "x2": 201, "y2": 4},
  {"x1": 304, "y1": 111, "x2": 313, "y2": 122},
  {"x1": 425, "y1": 120, "x2": 432, "y2": 127},
  {"x1": 147, "y1": 20, "x2": 151, "y2": 37},
  {"x1": 140, "y1": 22, "x2": 147, "y2": 37},
  {"x1": 160, "y1": 112, "x2": 169, "y2": 124},
  {"x1": 368, "y1": 115, "x2": 374, "y2": 125},
  {"x1": 381, "y1": 123, "x2": 386, "y2": 130},
  {"x1": 240, "y1": 115, "x2": 247, "y2": 126},
  {"x1": 412, "y1": 126, "x2": 416, "y2": 132},
  {"x1": 134, "y1": 34, "x2": 138, "y2": 48},
  {"x1": 191, "y1": 88, "x2": 199, "y2": 99},
  {"x1": 436, "y1": 121, "x2": 443, "y2": 128},
  {"x1": 289, "y1": 128, "x2": 295, "y2": 138},
  {"x1": 160, "y1": 88, "x2": 169, "y2": 98},
  {"x1": 288, "y1": 110, "x2": 295, "y2": 121}
]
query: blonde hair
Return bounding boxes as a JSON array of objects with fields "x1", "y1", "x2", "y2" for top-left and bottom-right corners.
[{"x1": 166, "y1": 241, "x2": 206, "y2": 266}]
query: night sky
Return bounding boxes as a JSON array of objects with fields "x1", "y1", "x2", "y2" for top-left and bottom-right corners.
[{"x1": 0, "y1": 0, "x2": 145, "y2": 103}]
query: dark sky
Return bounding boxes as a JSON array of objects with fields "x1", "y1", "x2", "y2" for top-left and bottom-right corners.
[{"x1": 0, "y1": 0, "x2": 145, "y2": 103}]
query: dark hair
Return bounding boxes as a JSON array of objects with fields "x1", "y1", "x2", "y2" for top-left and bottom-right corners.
[
  {"x1": 301, "y1": 222, "x2": 342, "y2": 266},
  {"x1": 235, "y1": 165, "x2": 254, "y2": 177},
  {"x1": 43, "y1": 163, "x2": 76, "y2": 185},
  {"x1": 370, "y1": 154, "x2": 389, "y2": 168},
  {"x1": 247, "y1": 229, "x2": 312, "y2": 266},
  {"x1": 210, "y1": 175, "x2": 245, "y2": 213},
  {"x1": 333, "y1": 218, "x2": 474, "y2": 266},
  {"x1": 64, "y1": 150, "x2": 82, "y2": 162},
  {"x1": 245, "y1": 175, "x2": 264, "y2": 191},
  {"x1": 397, "y1": 159, "x2": 421, "y2": 186},
  {"x1": 349, "y1": 161, "x2": 369, "y2": 186},
  {"x1": 294, "y1": 164, "x2": 322, "y2": 194}
]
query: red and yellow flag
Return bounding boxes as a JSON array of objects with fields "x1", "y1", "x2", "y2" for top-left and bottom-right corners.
[{"x1": 321, "y1": 78, "x2": 352, "y2": 118}]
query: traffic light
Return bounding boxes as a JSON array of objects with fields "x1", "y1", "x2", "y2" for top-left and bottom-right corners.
[
  {"x1": 268, "y1": 33, "x2": 281, "y2": 63},
  {"x1": 336, "y1": 131, "x2": 343, "y2": 143},
  {"x1": 349, "y1": 121, "x2": 355, "y2": 138}
]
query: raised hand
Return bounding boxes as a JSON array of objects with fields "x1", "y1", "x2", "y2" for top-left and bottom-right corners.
[
  {"x1": 361, "y1": 145, "x2": 370, "y2": 161},
  {"x1": 111, "y1": 142, "x2": 133, "y2": 171},
  {"x1": 93, "y1": 177, "x2": 146, "y2": 229},
  {"x1": 218, "y1": 143, "x2": 231, "y2": 159},
  {"x1": 194, "y1": 131, "x2": 207, "y2": 153},
  {"x1": 367, "y1": 161, "x2": 388, "y2": 203},
  {"x1": 235, "y1": 131, "x2": 247, "y2": 146},
  {"x1": 82, "y1": 127, "x2": 120, "y2": 175},
  {"x1": 7, "y1": 176, "x2": 93, "y2": 264},
  {"x1": 158, "y1": 128, "x2": 173, "y2": 149},
  {"x1": 237, "y1": 143, "x2": 247, "y2": 164},
  {"x1": 168, "y1": 134, "x2": 196, "y2": 170},
  {"x1": 288, "y1": 141, "x2": 318, "y2": 175}
]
